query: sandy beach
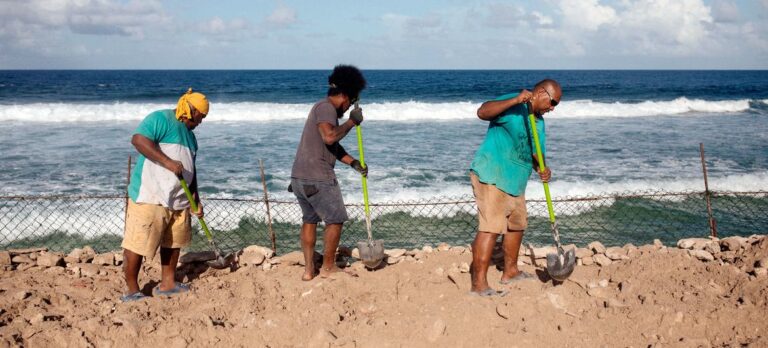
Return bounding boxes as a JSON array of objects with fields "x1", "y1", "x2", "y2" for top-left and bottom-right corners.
[{"x1": 1, "y1": 235, "x2": 767, "y2": 347}]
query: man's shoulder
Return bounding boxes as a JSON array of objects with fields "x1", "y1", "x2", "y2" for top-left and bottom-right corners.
[{"x1": 493, "y1": 92, "x2": 520, "y2": 102}]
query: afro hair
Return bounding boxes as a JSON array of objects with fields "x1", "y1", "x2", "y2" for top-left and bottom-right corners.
[{"x1": 327, "y1": 65, "x2": 367, "y2": 100}]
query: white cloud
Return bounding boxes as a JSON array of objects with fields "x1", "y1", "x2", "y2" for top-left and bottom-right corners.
[
  {"x1": 711, "y1": 0, "x2": 740, "y2": 23},
  {"x1": 266, "y1": 4, "x2": 297, "y2": 27},
  {"x1": 615, "y1": 0, "x2": 713, "y2": 53},
  {"x1": 559, "y1": 0, "x2": 617, "y2": 31}
]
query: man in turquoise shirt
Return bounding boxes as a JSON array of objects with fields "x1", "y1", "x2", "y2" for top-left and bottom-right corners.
[{"x1": 469, "y1": 79, "x2": 562, "y2": 296}]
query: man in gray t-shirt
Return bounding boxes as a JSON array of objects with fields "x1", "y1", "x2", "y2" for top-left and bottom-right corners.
[{"x1": 290, "y1": 65, "x2": 368, "y2": 281}]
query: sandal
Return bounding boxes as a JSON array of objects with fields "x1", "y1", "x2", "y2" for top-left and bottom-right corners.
[
  {"x1": 499, "y1": 271, "x2": 535, "y2": 284},
  {"x1": 469, "y1": 288, "x2": 508, "y2": 297},
  {"x1": 152, "y1": 283, "x2": 190, "y2": 297},
  {"x1": 120, "y1": 291, "x2": 148, "y2": 302}
]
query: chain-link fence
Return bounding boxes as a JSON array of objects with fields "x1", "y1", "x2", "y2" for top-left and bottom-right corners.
[{"x1": 1, "y1": 190, "x2": 766, "y2": 254}]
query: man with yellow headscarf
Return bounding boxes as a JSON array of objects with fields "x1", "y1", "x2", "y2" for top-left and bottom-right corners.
[{"x1": 120, "y1": 88, "x2": 209, "y2": 302}]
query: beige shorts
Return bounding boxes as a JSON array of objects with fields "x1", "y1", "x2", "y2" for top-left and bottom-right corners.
[
  {"x1": 121, "y1": 200, "x2": 191, "y2": 260},
  {"x1": 471, "y1": 173, "x2": 528, "y2": 234}
]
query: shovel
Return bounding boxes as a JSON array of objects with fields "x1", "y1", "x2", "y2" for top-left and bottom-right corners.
[
  {"x1": 179, "y1": 178, "x2": 237, "y2": 269},
  {"x1": 353, "y1": 119, "x2": 385, "y2": 269},
  {"x1": 528, "y1": 112, "x2": 576, "y2": 281}
]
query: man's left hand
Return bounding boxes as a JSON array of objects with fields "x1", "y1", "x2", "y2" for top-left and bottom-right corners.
[
  {"x1": 538, "y1": 167, "x2": 552, "y2": 183},
  {"x1": 351, "y1": 159, "x2": 368, "y2": 177}
]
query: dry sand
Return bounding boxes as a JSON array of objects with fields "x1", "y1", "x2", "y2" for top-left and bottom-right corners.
[{"x1": 1, "y1": 235, "x2": 767, "y2": 347}]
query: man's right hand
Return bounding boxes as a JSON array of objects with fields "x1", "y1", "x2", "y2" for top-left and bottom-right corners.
[
  {"x1": 517, "y1": 89, "x2": 533, "y2": 104},
  {"x1": 166, "y1": 160, "x2": 184, "y2": 178},
  {"x1": 349, "y1": 104, "x2": 364, "y2": 125}
]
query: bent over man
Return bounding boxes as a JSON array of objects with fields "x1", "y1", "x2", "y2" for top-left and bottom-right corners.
[
  {"x1": 291, "y1": 65, "x2": 368, "y2": 281},
  {"x1": 469, "y1": 79, "x2": 562, "y2": 296},
  {"x1": 121, "y1": 88, "x2": 209, "y2": 302}
]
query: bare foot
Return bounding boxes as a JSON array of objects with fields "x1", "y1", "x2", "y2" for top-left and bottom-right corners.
[
  {"x1": 319, "y1": 265, "x2": 343, "y2": 278},
  {"x1": 301, "y1": 270, "x2": 316, "y2": 281}
]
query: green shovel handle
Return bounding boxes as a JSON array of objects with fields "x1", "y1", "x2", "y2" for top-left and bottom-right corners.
[
  {"x1": 355, "y1": 125, "x2": 371, "y2": 217},
  {"x1": 179, "y1": 178, "x2": 214, "y2": 240},
  {"x1": 528, "y1": 113, "x2": 556, "y2": 224}
]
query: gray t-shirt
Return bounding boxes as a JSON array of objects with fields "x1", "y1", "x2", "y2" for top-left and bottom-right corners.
[{"x1": 291, "y1": 99, "x2": 349, "y2": 180}]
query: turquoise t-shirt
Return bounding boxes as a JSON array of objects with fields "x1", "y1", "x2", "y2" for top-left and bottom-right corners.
[
  {"x1": 128, "y1": 109, "x2": 198, "y2": 209},
  {"x1": 470, "y1": 93, "x2": 546, "y2": 196}
]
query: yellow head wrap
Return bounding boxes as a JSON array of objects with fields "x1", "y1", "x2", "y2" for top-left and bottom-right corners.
[{"x1": 175, "y1": 88, "x2": 209, "y2": 120}]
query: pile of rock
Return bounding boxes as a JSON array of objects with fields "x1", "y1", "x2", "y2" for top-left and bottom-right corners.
[{"x1": 0, "y1": 246, "x2": 123, "y2": 278}]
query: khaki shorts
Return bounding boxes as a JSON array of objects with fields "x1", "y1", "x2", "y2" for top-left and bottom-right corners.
[
  {"x1": 121, "y1": 200, "x2": 191, "y2": 260},
  {"x1": 471, "y1": 173, "x2": 528, "y2": 234}
]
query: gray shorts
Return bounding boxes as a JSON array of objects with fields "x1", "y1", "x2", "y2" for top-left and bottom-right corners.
[{"x1": 291, "y1": 178, "x2": 349, "y2": 224}]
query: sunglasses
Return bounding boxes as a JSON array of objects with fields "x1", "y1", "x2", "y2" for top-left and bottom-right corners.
[{"x1": 543, "y1": 89, "x2": 559, "y2": 107}]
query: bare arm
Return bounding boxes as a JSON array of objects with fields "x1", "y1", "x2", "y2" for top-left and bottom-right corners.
[
  {"x1": 476, "y1": 89, "x2": 533, "y2": 121},
  {"x1": 318, "y1": 120, "x2": 356, "y2": 145},
  {"x1": 131, "y1": 134, "x2": 183, "y2": 177}
]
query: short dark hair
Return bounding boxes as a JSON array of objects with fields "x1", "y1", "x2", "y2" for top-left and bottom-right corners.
[{"x1": 327, "y1": 65, "x2": 367, "y2": 100}]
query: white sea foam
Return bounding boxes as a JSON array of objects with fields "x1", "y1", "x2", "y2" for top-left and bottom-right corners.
[{"x1": 0, "y1": 97, "x2": 756, "y2": 123}]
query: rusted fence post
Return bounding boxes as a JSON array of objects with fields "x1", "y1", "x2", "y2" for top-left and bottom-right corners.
[
  {"x1": 259, "y1": 159, "x2": 277, "y2": 253},
  {"x1": 699, "y1": 143, "x2": 717, "y2": 238}
]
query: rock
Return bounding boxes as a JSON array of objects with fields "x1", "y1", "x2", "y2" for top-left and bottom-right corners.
[
  {"x1": 459, "y1": 262, "x2": 470, "y2": 273},
  {"x1": 754, "y1": 268, "x2": 767, "y2": 277},
  {"x1": 386, "y1": 256, "x2": 404, "y2": 265},
  {"x1": 720, "y1": 237, "x2": 746, "y2": 251},
  {"x1": 74, "y1": 264, "x2": 100, "y2": 277},
  {"x1": 351, "y1": 248, "x2": 360, "y2": 259},
  {"x1": 240, "y1": 251, "x2": 266, "y2": 266},
  {"x1": 605, "y1": 247, "x2": 629, "y2": 261},
  {"x1": 91, "y1": 253, "x2": 114, "y2": 266},
  {"x1": 66, "y1": 248, "x2": 84, "y2": 263},
  {"x1": 0, "y1": 251, "x2": 11, "y2": 265},
  {"x1": 80, "y1": 246, "x2": 96, "y2": 262},
  {"x1": 427, "y1": 319, "x2": 446, "y2": 342},
  {"x1": 412, "y1": 251, "x2": 424, "y2": 260},
  {"x1": 179, "y1": 251, "x2": 216, "y2": 264},
  {"x1": 384, "y1": 249, "x2": 406, "y2": 258},
  {"x1": 677, "y1": 238, "x2": 709, "y2": 250},
  {"x1": 436, "y1": 243, "x2": 450, "y2": 252},
  {"x1": 581, "y1": 256, "x2": 594, "y2": 266},
  {"x1": 262, "y1": 262, "x2": 273, "y2": 271},
  {"x1": 588, "y1": 241, "x2": 606, "y2": 254},
  {"x1": 653, "y1": 239, "x2": 665, "y2": 248},
  {"x1": 422, "y1": 245, "x2": 434, "y2": 253},
  {"x1": 29, "y1": 312, "x2": 45, "y2": 325},
  {"x1": 688, "y1": 249, "x2": 714, "y2": 262},
  {"x1": 279, "y1": 251, "x2": 306, "y2": 266},
  {"x1": 575, "y1": 248, "x2": 594, "y2": 260},
  {"x1": 243, "y1": 245, "x2": 275, "y2": 259},
  {"x1": 532, "y1": 246, "x2": 557, "y2": 259},
  {"x1": 114, "y1": 252, "x2": 124, "y2": 265},
  {"x1": 11, "y1": 254, "x2": 34, "y2": 264},
  {"x1": 593, "y1": 254, "x2": 612, "y2": 266},
  {"x1": 449, "y1": 246, "x2": 467, "y2": 254}
]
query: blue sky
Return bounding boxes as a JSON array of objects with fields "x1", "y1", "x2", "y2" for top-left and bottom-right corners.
[{"x1": 1, "y1": 0, "x2": 766, "y2": 69}]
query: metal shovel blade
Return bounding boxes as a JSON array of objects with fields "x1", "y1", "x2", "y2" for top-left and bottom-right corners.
[
  {"x1": 357, "y1": 240, "x2": 384, "y2": 269},
  {"x1": 206, "y1": 250, "x2": 238, "y2": 270},
  {"x1": 545, "y1": 247, "x2": 576, "y2": 281}
]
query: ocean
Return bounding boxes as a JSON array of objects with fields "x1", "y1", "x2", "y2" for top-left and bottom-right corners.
[{"x1": 1, "y1": 70, "x2": 766, "y2": 200}]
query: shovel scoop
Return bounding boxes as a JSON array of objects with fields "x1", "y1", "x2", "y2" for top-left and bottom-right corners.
[
  {"x1": 179, "y1": 178, "x2": 237, "y2": 270},
  {"x1": 528, "y1": 111, "x2": 576, "y2": 282}
]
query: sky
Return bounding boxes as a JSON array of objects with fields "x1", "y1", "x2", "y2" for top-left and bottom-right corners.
[{"x1": 0, "y1": 0, "x2": 767, "y2": 69}]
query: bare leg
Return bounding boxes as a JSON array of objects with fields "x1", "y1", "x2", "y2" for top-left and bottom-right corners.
[
  {"x1": 470, "y1": 231, "x2": 499, "y2": 293},
  {"x1": 500, "y1": 230, "x2": 524, "y2": 282},
  {"x1": 158, "y1": 247, "x2": 181, "y2": 291},
  {"x1": 123, "y1": 249, "x2": 143, "y2": 294},
  {"x1": 300, "y1": 223, "x2": 318, "y2": 281},
  {"x1": 319, "y1": 223, "x2": 343, "y2": 278}
]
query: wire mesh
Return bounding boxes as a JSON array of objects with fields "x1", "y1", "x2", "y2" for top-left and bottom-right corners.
[{"x1": 1, "y1": 190, "x2": 766, "y2": 253}]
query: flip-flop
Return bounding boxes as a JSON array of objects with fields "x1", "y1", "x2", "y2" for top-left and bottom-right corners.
[
  {"x1": 153, "y1": 283, "x2": 190, "y2": 297},
  {"x1": 120, "y1": 291, "x2": 148, "y2": 302},
  {"x1": 499, "y1": 271, "x2": 535, "y2": 285},
  {"x1": 469, "y1": 288, "x2": 508, "y2": 297}
]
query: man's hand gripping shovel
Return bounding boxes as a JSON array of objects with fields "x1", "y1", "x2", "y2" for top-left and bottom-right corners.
[
  {"x1": 528, "y1": 112, "x2": 576, "y2": 282},
  {"x1": 179, "y1": 177, "x2": 237, "y2": 270}
]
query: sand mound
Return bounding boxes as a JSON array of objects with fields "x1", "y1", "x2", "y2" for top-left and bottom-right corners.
[{"x1": 1, "y1": 235, "x2": 767, "y2": 347}]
